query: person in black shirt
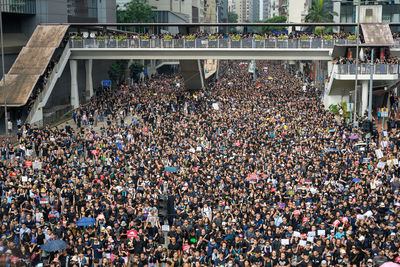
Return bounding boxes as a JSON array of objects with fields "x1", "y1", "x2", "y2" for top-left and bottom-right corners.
[{"x1": 277, "y1": 252, "x2": 289, "y2": 266}]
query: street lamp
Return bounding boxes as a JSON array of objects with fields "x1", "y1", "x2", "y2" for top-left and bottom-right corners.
[
  {"x1": 0, "y1": 4, "x2": 8, "y2": 136},
  {"x1": 353, "y1": 0, "x2": 361, "y2": 127}
]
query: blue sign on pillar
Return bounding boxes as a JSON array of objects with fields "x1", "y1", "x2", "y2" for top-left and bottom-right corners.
[{"x1": 101, "y1": 80, "x2": 111, "y2": 86}]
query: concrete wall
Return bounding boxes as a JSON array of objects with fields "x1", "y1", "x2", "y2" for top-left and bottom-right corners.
[
  {"x1": 0, "y1": 54, "x2": 18, "y2": 78},
  {"x1": 149, "y1": 0, "x2": 193, "y2": 21},
  {"x1": 98, "y1": 0, "x2": 117, "y2": 23},
  {"x1": 288, "y1": 0, "x2": 311, "y2": 24},
  {"x1": 324, "y1": 94, "x2": 350, "y2": 109},
  {"x1": 358, "y1": 5, "x2": 382, "y2": 23}
]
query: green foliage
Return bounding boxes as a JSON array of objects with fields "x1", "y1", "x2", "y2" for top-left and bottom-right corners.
[
  {"x1": 231, "y1": 35, "x2": 241, "y2": 41},
  {"x1": 347, "y1": 35, "x2": 356, "y2": 40},
  {"x1": 186, "y1": 35, "x2": 195, "y2": 40},
  {"x1": 277, "y1": 35, "x2": 288, "y2": 40},
  {"x1": 129, "y1": 61, "x2": 144, "y2": 81},
  {"x1": 305, "y1": 0, "x2": 337, "y2": 30},
  {"x1": 108, "y1": 60, "x2": 128, "y2": 85},
  {"x1": 73, "y1": 36, "x2": 84, "y2": 40},
  {"x1": 96, "y1": 36, "x2": 108, "y2": 40},
  {"x1": 228, "y1": 12, "x2": 239, "y2": 33},
  {"x1": 254, "y1": 35, "x2": 264, "y2": 41},
  {"x1": 329, "y1": 104, "x2": 339, "y2": 115},
  {"x1": 115, "y1": 36, "x2": 127, "y2": 40},
  {"x1": 140, "y1": 35, "x2": 150, "y2": 40},
  {"x1": 314, "y1": 28, "x2": 323, "y2": 35},
  {"x1": 208, "y1": 35, "x2": 216, "y2": 40},
  {"x1": 339, "y1": 102, "x2": 350, "y2": 118},
  {"x1": 329, "y1": 103, "x2": 350, "y2": 118},
  {"x1": 117, "y1": 0, "x2": 156, "y2": 32},
  {"x1": 163, "y1": 35, "x2": 173, "y2": 40},
  {"x1": 300, "y1": 35, "x2": 310, "y2": 40},
  {"x1": 228, "y1": 12, "x2": 238, "y2": 23},
  {"x1": 260, "y1": 16, "x2": 287, "y2": 33},
  {"x1": 323, "y1": 35, "x2": 333, "y2": 40}
]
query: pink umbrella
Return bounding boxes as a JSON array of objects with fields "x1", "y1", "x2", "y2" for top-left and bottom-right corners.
[
  {"x1": 349, "y1": 135, "x2": 359, "y2": 140},
  {"x1": 380, "y1": 262, "x2": 400, "y2": 267}
]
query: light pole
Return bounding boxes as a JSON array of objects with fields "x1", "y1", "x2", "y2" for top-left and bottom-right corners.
[
  {"x1": 0, "y1": 5, "x2": 8, "y2": 136},
  {"x1": 368, "y1": 48, "x2": 374, "y2": 121},
  {"x1": 216, "y1": 2, "x2": 219, "y2": 33},
  {"x1": 353, "y1": 0, "x2": 361, "y2": 127}
]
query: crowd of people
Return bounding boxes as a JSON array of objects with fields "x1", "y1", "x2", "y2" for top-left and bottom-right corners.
[
  {"x1": 1, "y1": 59, "x2": 400, "y2": 267},
  {"x1": 70, "y1": 32, "x2": 358, "y2": 41}
]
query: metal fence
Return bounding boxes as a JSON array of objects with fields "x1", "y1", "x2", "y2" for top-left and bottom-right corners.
[
  {"x1": 337, "y1": 64, "x2": 399, "y2": 75},
  {"x1": 69, "y1": 38, "x2": 360, "y2": 49}
]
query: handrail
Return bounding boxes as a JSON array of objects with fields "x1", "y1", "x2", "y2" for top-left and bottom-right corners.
[
  {"x1": 336, "y1": 63, "x2": 399, "y2": 75},
  {"x1": 324, "y1": 65, "x2": 338, "y2": 98},
  {"x1": 69, "y1": 38, "x2": 360, "y2": 49}
]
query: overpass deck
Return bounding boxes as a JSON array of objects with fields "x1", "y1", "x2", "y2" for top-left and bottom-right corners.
[
  {"x1": 70, "y1": 38, "x2": 353, "y2": 50},
  {"x1": 69, "y1": 39, "x2": 336, "y2": 61}
]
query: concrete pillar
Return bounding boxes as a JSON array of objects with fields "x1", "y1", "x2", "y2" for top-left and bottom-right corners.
[
  {"x1": 361, "y1": 80, "x2": 369, "y2": 117},
  {"x1": 216, "y1": 60, "x2": 220, "y2": 80},
  {"x1": 85, "y1": 59, "x2": 93, "y2": 101},
  {"x1": 70, "y1": 60, "x2": 79, "y2": 109},
  {"x1": 197, "y1": 60, "x2": 205, "y2": 89}
]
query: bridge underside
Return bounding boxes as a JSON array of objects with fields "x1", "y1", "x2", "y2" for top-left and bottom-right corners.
[{"x1": 179, "y1": 60, "x2": 205, "y2": 91}]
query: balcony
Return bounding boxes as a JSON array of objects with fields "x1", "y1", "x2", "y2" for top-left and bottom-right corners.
[
  {"x1": 334, "y1": 64, "x2": 399, "y2": 80},
  {"x1": 1, "y1": 0, "x2": 36, "y2": 14}
]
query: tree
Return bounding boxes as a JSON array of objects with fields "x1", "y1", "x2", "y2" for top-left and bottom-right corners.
[
  {"x1": 117, "y1": 0, "x2": 156, "y2": 32},
  {"x1": 305, "y1": 0, "x2": 337, "y2": 31},
  {"x1": 108, "y1": 60, "x2": 128, "y2": 85},
  {"x1": 228, "y1": 12, "x2": 238, "y2": 23},
  {"x1": 261, "y1": 16, "x2": 287, "y2": 33},
  {"x1": 228, "y1": 12, "x2": 238, "y2": 33},
  {"x1": 129, "y1": 61, "x2": 144, "y2": 81}
]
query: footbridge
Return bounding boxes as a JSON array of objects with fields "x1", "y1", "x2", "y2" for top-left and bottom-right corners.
[{"x1": 2, "y1": 22, "x2": 400, "y2": 127}]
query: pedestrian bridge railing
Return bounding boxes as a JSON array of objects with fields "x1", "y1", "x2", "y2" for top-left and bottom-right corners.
[
  {"x1": 336, "y1": 64, "x2": 399, "y2": 75},
  {"x1": 69, "y1": 38, "x2": 358, "y2": 49}
]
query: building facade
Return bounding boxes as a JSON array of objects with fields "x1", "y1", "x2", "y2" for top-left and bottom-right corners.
[
  {"x1": 332, "y1": 0, "x2": 400, "y2": 32},
  {"x1": 147, "y1": 0, "x2": 204, "y2": 23},
  {"x1": 1, "y1": 0, "x2": 116, "y2": 76},
  {"x1": 287, "y1": 0, "x2": 311, "y2": 24}
]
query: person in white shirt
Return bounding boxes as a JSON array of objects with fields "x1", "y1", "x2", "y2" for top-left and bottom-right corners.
[{"x1": 202, "y1": 203, "x2": 212, "y2": 221}]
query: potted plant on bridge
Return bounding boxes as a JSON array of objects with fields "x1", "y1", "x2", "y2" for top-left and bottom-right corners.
[
  {"x1": 207, "y1": 35, "x2": 217, "y2": 48},
  {"x1": 115, "y1": 35, "x2": 128, "y2": 48},
  {"x1": 230, "y1": 35, "x2": 241, "y2": 48},
  {"x1": 95, "y1": 35, "x2": 108, "y2": 48},
  {"x1": 140, "y1": 35, "x2": 150, "y2": 48},
  {"x1": 300, "y1": 34, "x2": 311, "y2": 48},
  {"x1": 277, "y1": 35, "x2": 288, "y2": 48},
  {"x1": 71, "y1": 35, "x2": 84, "y2": 48},
  {"x1": 185, "y1": 35, "x2": 196, "y2": 48},
  {"x1": 254, "y1": 35, "x2": 264, "y2": 48},
  {"x1": 323, "y1": 35, "x2": 333, "y2": 48},
  {"x1": 163, "y1": 35, "x2": 173, "y2": 48},
  {"x1": 347, "y1": 35, "x2": 357, "y2": 45}
]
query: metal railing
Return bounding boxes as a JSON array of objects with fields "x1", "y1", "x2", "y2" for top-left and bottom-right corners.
[
  {"x1": 69, "y1": 38, "x2": 359, "y2": 49},
  {"x1": 336, "y1": 64, "x2": 399, "y2": 75}
]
